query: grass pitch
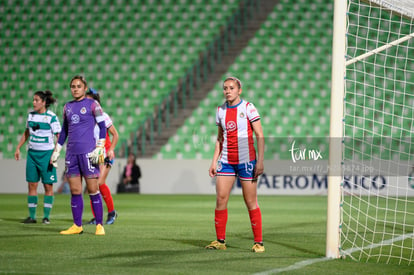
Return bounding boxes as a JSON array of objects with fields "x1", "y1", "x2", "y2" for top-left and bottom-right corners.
[{"x1": 0, "y1": 194, "x2": 412, "y2": 274}]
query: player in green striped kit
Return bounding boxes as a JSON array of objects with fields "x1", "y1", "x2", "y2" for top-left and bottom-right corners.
[{"x1": 15, "y1": 91, "x2": 61, "y2": 224}]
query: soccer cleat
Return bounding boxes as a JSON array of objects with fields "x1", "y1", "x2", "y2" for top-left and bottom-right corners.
[
  {"x1": 251, "y1": 243, "x2": 265, "y2": 253},
  {"x1": 22, "y1": 217, "x2": 37, "y2": 224},
  {"x1": 205, "y1": 240, "x2": 226, "y2": 250},
  {"x1": 105, "y1": 210, "x2": 118, "y2": 225},
  {"x1": 42, "y1": 218, "x2": 50, "y2": 224},
  {"x1": 60, "y1": 224, "x2": 83, "y2": 235},
  {"x1": 95, "y1": 224, "x2": 105, "y2": 235},
  {"x1": 86, "y1": 218, "x2": 96, "y2": 225}
]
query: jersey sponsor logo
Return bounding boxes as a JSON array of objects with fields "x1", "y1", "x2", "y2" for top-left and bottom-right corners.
[
  {"x1": 80, "y1": 107, "x2": 87, "y2": 114},
  {"x1": 71, "y1": 114, "x2": 80, "y2": 124},
  {"x1": 226, "y1": 121, "x2": 237, "y2": 132},
  {"x1": 29, "y1": 136, "x2": 48, "y2": 143},
  {"x1": 30, "y1": 123, "x2": 40, "y2": 131}
]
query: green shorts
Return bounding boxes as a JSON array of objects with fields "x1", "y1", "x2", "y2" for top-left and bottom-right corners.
[{"x1": 26, "y1": 149, "x2": 57, "y2": 184}]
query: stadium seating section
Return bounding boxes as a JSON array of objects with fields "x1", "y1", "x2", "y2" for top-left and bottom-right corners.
[
  {"x1": 1, "y1": 0, "x2": 409, "y2": 160},
  {"x1": 157, "y1": 0, "x2": 334, "y2": 159},
  {"x1": 0, "y1": 0, "x2": 241, "y2": 158}
]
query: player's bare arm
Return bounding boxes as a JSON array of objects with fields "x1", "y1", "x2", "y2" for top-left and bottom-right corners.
[
  {"x1": 209, "y1": 127, "x2": 224, "y2": 177},
  {"x1": 252, "y1": 120, "x2": 264, "y2": 178},
  {"x1": 107, "y1": 125, "x2": 119, "y2": 160},
  {"x1": 14, "y1": 129, "x2": 29, "y2": 161}
]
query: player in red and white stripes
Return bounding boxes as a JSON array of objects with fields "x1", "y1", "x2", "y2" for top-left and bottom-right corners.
[
  {"x1": 85, "y1": 89, "x2": 119, "y2": 225},
  {"x1": 206, "y1": 77, "x2": 265, "y2": 252}
]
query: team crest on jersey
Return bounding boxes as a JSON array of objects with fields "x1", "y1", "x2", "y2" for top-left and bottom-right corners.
[
  {"x1": 80, "y1": 107, "x2": 87, "y2": 114},
  {"x1": 71, "y1": 114, "x2": 80, "y2": 124},
  {"x1": 226, "y1": 121, "x2": 237, "y2": 132},
  {"x1": 239, "y1": 112, "x2": 245, "y2": 118}
]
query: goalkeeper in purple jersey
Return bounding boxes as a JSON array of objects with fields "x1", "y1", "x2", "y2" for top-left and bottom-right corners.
[{"x1": 51, "y1": 75, "x2": 107, "y2": 236}]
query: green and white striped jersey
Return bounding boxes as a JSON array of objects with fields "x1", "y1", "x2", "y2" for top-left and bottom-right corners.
[{"x1": 26, "y1": 110, "x2": 61, "y2": 151}]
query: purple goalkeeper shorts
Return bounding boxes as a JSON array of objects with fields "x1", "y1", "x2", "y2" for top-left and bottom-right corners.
[{"x1": 65, "y1": 153, "x2": 100, "y2": 178}]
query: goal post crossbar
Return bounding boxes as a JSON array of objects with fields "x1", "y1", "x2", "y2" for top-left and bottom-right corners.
[
  {"x1": 363, "y1": 0, "x2": 414, "y2": 20},
  {"x1": 346, "y1": 32, "x2": 414, "y2": 66}
]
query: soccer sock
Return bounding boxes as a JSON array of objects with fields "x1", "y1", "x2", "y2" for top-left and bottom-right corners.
[
  {"x1": 90, "y1": 193, "x2": 103, "y2": 225},
  {"x1": 90, "y1": 200, "x2": 95, "y2": 218},
  {"x1": 248, "y1": 207, "x2": 263, "y2": 243},
  {"x1": 28, "y1": 195, "x2": 38, "y2": 220},
  {"x1": 43, "y1": 195, "x2": 54, "y2": 219},
  {"x1": 71, "y1": 194, "x2": 83, "y2": 227},
  {"x1": 215, "y1": 209, "x2": 228, "y2": 241},
  {"x1": 99, "y1": 183, "x2": 114, "y2": 213}
]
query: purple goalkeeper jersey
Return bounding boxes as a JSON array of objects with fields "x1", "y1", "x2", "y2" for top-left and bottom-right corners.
[{"x1": 61, "y1": 98, "x2": 105, "y2": 155}]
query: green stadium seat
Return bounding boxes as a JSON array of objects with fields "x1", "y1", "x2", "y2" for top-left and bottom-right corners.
[{"x1": 155, "y1": 0, "x2": 337, "y2": 159}]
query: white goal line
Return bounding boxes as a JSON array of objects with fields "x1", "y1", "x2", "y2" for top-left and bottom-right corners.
[
  {"x1": 345, "y1": 32, "x2": 414, "y2": 66},
  {"x1": 341, "y1": 232, "x2": 414, "y2": 258},
  {"x1": 252, "y1": 233, "x2": 414, "y2": 274}
]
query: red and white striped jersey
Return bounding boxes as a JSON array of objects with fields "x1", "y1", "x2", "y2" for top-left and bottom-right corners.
[
  {"x1": 215, "y1": 99, "x2": 260, "y2": 164},
  {"x1": 94, "y1": 112, "x2": 113, "y2": 152}
]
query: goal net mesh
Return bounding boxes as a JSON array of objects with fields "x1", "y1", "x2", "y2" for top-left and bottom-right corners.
[{"x1": 341, "y1": 0, "x2": 414, "y2": 264}]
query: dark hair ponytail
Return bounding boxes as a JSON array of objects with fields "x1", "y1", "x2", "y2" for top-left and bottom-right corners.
[
  {"x1": 86, "y1": 88, "x2": 101, "y2": 104},
  {"x1": 34, "y1": 90, "x2": 57, "y2": 109}
]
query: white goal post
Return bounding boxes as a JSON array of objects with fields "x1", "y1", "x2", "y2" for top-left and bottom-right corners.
[
  {"x1": 327, "y1": 0, "x2": 414, "y2": 264},
  {"x1": 326, "y1": 0, "x2": 347, "y2": 259}
]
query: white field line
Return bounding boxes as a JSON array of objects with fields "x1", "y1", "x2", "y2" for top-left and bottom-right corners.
[
  {"x1": 252, "y1": 257, "x2": 331, "y2": 275},
  {"x1": 252, "y1": 233, "x2": 414, "y2": 275}
]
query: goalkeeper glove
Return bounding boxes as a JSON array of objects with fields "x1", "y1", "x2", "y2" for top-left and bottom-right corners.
[
  {"x1": 51, "y1": 144, "x2": 62, "y2": 168},
  {"x1": 89, "y1": 139, "x2": 105, "y2": 165}
]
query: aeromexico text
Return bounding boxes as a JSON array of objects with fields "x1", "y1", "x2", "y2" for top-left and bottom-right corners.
[
  {"x1": 256, "y1": 174, "x2": 385, "y2": 190},
  {"x1": 238, "y1": 158, "x2": 414, "y2": 195},
  {"x1": 231, "y1": 173, "x2": 414, "y2": 196}
]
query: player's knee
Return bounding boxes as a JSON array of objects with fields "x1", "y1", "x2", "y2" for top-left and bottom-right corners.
[
  {"x1": 216, "y1": 195, "x2": 229, "y2": 206},
  {"x1": 244, "y1": 198, "x2": 257, "y2": 209}
]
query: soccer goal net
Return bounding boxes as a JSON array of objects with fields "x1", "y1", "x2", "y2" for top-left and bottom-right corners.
[{"x1": 337, "y1": 0, "x2": 414, "y2": 264}]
